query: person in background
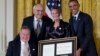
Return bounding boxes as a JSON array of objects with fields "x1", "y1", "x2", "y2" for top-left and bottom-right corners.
[
  {"x1": 6, "y1": 26, "x2": 36, "y2": 56},
  {"x1": 15, "y1": 4, "x2": 52, "y2": 56},
  {"x1": 45, "y1": 7, "x2": 72, "y2": 39},
  {"x1": 68, "y1": 0, "x2": 98, "y2": 56},
  {"x1": 22, "y1": 4, "x2": 52, "y2": 43}
]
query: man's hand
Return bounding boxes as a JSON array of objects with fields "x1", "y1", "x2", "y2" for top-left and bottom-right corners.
[{"x1": 76, "y1": 48, "x2": 82, "y2": 56}]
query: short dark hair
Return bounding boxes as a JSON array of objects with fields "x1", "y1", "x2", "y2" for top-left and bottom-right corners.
[
  {"x1": 21, "y1": 26, "x2": 30, "y2": 31},
  {"x1": 68, "y1": 0, "x2": 79, "y2": 5},
  {"x1": 51, "y1": 7, "x2": 61, "y2": 15}
]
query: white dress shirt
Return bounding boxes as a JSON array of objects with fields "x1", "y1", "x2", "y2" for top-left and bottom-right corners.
[
  {"x1": 73, "y1": 11, "x2": 80, "y2": 20},
  {"x1": 34, "y1": 16, "x2": 42, "y2": 30}
]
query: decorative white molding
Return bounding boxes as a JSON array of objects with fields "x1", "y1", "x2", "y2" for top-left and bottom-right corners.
[
  {"x1": 0, "y1": 0, "x2": 6, "y2": 55},
  {"x1": 6, "y1": 0, "x2": 14, "y2": 45},
  {"x1": 0, "y1": 0, "x2": 14, "y2": 55}
]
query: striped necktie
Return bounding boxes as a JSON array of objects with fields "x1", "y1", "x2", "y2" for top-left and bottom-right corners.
[{"x1": 36, "y1": 20, "x2": 41, "y2": 37}]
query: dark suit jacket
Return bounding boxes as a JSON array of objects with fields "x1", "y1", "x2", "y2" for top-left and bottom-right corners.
[
  {"x1": 6, "y1": 37, "x2": 36, "y2": 56},
  {"x1": 20, "y1": 15, "x2": 52, "y2": 56},
  {"x1": 22, "y1": 16, "x2": 52, "y2": 43},
  {"x1": 69, "y1": 11, "x2": 98, "y2": 56}
]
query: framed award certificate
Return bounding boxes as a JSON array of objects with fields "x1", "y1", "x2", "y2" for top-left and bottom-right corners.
[{"x1": 38, "y1": 37, "x2": 77, "y2": 56}]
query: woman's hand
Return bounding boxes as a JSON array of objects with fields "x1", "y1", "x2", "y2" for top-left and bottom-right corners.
[{"x1": 49, "y1": 38, "x2": 53, "y2": 40}]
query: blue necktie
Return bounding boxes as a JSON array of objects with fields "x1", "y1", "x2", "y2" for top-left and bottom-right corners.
[{"x1": 73, "y1": 16, "x2": 78, "y2": 33}]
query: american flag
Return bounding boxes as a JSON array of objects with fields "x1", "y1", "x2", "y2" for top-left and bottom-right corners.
[{"x1": 45, "y1": 0, "x2": 62, "y2": 20}]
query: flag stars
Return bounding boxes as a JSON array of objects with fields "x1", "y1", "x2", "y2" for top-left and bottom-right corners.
[
  {"x1": 47, "y1": 0, "x2": 61, "y2": 10},
  {"x1": 58, "y1": 4, "x2": 61, "y2": 7},
  {"x1": 48, "y1": 2, "x2": 50, "y2": 5},
  {"x1": 52, "y1": 3, "x2": 54, "y2": 6}
]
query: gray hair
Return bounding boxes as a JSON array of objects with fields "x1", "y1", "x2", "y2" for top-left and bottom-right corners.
[{"x1": 33, "y1": 4, "x2": 43, "y2": 10}]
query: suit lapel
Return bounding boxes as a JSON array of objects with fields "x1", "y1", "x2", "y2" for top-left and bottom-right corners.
[
  {"x1": 76, "y1": 12, "x2": 82, "y2": 33},
  {"x1": 32, "y1": 17, "x2": 35, "y2": 29},
  {"x1": 29, "y1": 43, "x2": 35, "y2": 56},
  {"x1": 14, "y1": 41, "x2": 21, "y2": 56},
  {"x1": 38, "y1": 21, "x2": 46, "y2": 38},
  {"x1": 70, "y1": 17, "x2": 76, "y2": 34},
  {"x1": 69, "y1": 12, "x2": 82, "y2": 35},
  {"x1": 32, "y1": 17, "x2": 38, "y2": 37},
  {"x1": 29, "y1": 17, "x2": 34, "y2": 29}
]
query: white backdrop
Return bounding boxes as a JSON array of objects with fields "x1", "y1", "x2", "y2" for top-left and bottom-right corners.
[{"x1": 0, "y1": 0, "x2": 14, "y2": 55}]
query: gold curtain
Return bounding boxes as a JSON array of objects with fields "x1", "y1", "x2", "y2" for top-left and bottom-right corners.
[
  {"x1": 16, "y1": 0, "x2": 47, "y2": 33},
  {"x1": 16, "y1": 0, "x2": 33, "y2": 33},
  {"x1": 16, "y1": 0, "x2": 100, "y2": 55},
  {"x1": 61, "y1": 0, "x2": 70, "y2": 22}
]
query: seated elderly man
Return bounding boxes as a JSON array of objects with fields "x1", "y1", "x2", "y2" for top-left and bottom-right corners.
[{"x1": 6, "y1": 26, "x2": 36, "y2": 56}]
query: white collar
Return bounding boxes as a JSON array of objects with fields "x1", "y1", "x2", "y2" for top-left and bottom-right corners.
[
  {"x1": 73, "y1": 11, "x2": 80, "y2": 18},
  {"x1": 21, "y1": 40, "x2": 28, "y2": 45},
  {"x1": 34, "y1": 16, "x2": 42, "y2": 22}
]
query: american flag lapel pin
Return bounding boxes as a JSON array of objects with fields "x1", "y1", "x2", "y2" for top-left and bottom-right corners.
[{"x1": 32, "y1": 49, "x2": 35, "y2": 51}]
